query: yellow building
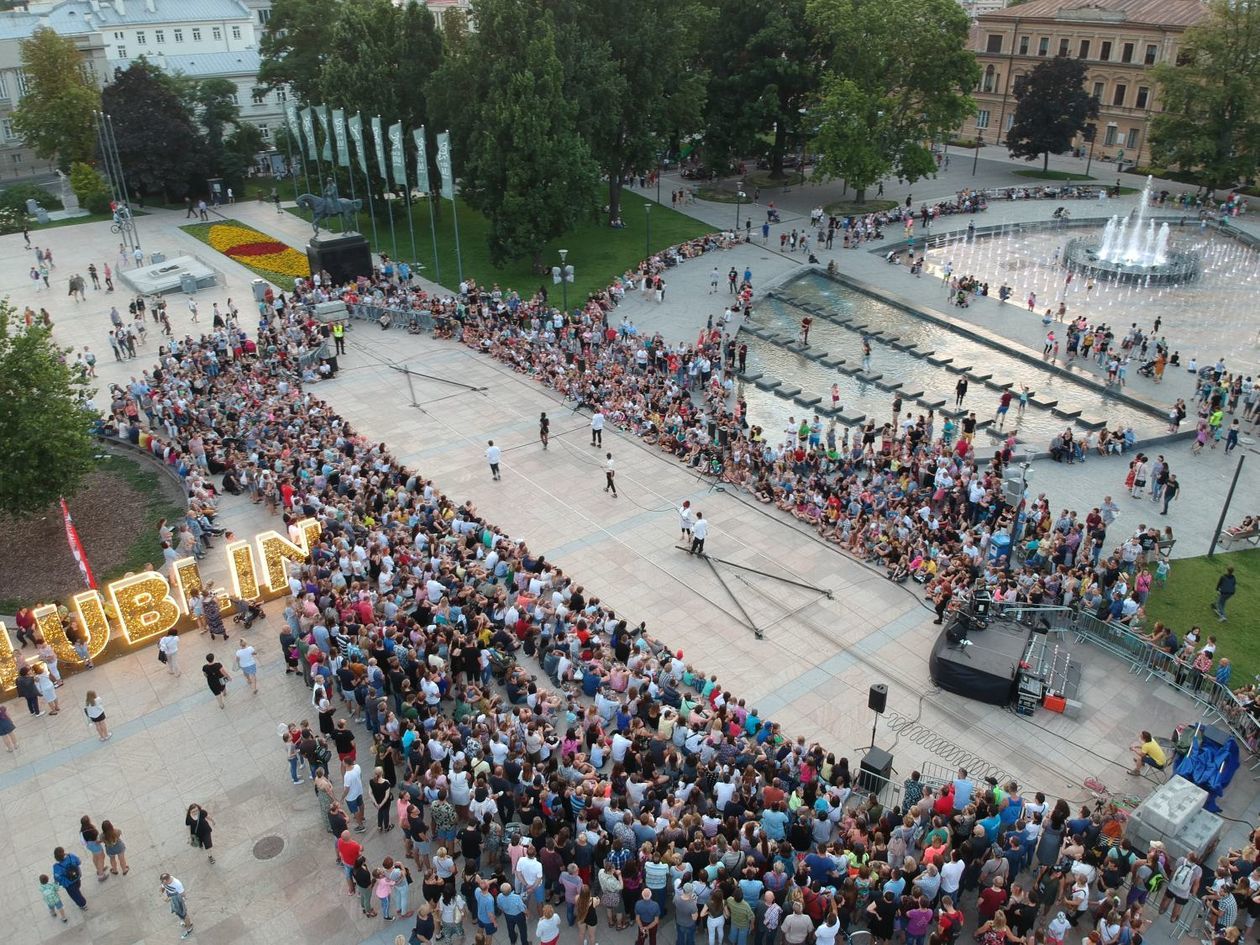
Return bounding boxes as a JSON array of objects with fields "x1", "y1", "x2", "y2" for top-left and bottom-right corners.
[{"x1": 957, "y1": 0, "x2": 1209, "y2": 167}]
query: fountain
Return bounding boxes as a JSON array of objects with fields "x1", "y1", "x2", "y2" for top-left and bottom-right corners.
[{"x1": 1062, "y1": 176, "x2": 1200, "y2": 284}]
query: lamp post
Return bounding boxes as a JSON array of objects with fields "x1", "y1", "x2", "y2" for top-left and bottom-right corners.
[
  {"x1": 554, "y1": 248, "x2": 573, "y2": 313},
  {"x1": 1084, "y1": 122, "x2": 1097, "y2": 178},
  {"x1": 735, "y1": 180, "x2": 745, "y2": 233},
  {"x1": 644, "y1": 203, "x2": 652, "y2": 260},
  {"x1": 972, "y1": 132, "x2": 984, "y2": 176}
]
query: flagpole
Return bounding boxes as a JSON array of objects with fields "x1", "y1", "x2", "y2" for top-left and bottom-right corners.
[
  {"x1": 404, "y1": 184, "x2": 418, "y2": 270},
  {"x1": 350, "y1": 113, "x2": 378, "y2": 251},
  {"x1": 427, "y1": 191, "x2": 441, "y2": 284},
  {"x1": 447, "y1": 129, "x2": 464, "y2": 284}
]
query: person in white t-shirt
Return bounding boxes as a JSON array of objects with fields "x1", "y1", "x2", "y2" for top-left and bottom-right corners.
[
  {"x1": 678, "y1": 501, "x2": 695, "y2": 541},
  {"x1": 159, "y1": 629, "x2": 181, "y2": 677},
  {"x1": 590, "y1": 411, "x2": 605, "y2": 446},
  {"x1": 486, "y1": 440, "x2": 501, "y2": 481},
  {"x1": 342, "y1": 763, "x2": 365, "y2": 831},
  {"x1": 234, "y1": 643, "x2": 259, "y2": 694},
  {"x1": 690, "y1": 513, "x2": 709, "y2": 556}
]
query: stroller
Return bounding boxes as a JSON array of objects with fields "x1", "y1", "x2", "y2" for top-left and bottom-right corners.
[
  {"x1": 229, "y1": 596, "x2": 266, "y2": 629},
  {"x1": 766, "y1": 208, "x2": 782, "y2": 223}
]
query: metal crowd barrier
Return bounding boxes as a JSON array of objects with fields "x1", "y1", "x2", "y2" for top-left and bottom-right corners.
[{"x1": 348, "y1": 302, "x2": 436, "y2": 332}]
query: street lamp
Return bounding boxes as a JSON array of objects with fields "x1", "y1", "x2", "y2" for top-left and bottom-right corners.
[
  {"x1": 644, "y1": 203, "x2": 652, "y2": 260},
  {"x1": 553, "y1": 248, "x2": 574, "y2": 313},
  {"x1": 1083, "y1": 122, "x2": 1097, "y2": 178},
  {"x1": 972, "y1": 132, "x2": 984, "y2": 176},
  {"x1": 735, "y1": 180, "x2": 745, "y2": 234}
]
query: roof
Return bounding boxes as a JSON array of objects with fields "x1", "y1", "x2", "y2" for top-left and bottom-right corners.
[
  {"x1": 980, "y1": 0, "x2": 1209, "y2": 28},
  {"x1": 118, "y1": 48, "x2": 262, "y2": 77},
  {"x1": 0, "y1": 0, "x2": 253, "y2": 41}
]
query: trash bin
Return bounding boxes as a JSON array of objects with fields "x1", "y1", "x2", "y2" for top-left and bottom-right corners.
[
  {"x1": 180, "y1": 273, "x2": 198, "y2": 294},
  {"x1": 251, "y1": 278, "x2": 267, "y2": 303},
  {"x1": 150, "y1": 251, "x2": 165, "y2": 264},
  {"x1": 988, "y1": 531, "x2": 1011, "y2": 563}
]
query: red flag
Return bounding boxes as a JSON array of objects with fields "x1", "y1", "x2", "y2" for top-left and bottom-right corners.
[{"x1": 60, "y1": 497, "x2": 97, "y2": 589}]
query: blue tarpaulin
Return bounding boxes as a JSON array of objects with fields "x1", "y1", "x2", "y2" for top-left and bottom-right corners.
[{"x1": 1174, "y1": 727, "x2": 1240, "y2": 813}]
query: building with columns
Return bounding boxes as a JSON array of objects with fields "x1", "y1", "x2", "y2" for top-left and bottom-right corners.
[{"x1": 956, "y1": 0, "x2": 1209, "y2": 167}]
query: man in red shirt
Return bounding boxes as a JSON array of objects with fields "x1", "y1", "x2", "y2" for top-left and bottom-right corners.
[{"x1": 336, "y1": 830, "x2": 362, "y2": 894}]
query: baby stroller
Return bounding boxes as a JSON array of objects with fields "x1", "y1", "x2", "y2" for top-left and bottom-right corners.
[
  {"x1": 230, "y1": 596, "x2": 265, "y2": 629},
  {"x1": 766, "y1": 208, "x2": 782, "y2": 223},
  {"x1": 1137, "y1": 359, "x2": 1158, "y2": 378}
]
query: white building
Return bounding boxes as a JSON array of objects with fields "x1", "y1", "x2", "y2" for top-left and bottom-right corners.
[{"x1": 0, "y1": 0, "x2": 279, "y2": 182}]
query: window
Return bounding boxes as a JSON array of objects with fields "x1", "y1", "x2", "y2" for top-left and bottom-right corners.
[
  {"x1": 1092, "y1": 81, "x2": 1104, "y2": 99},
  {"x1": 113, "y1": 31, "x2": 123, "y2": 40},
  {"x1": 155, "y1": 29, "x2": 165, "y2": 43},
  {"x1": 0, "y1": 73, "x2": 8, "y2": 100},
  {"x1": 276, "y1": 88, "x2": 286, "y2": 102},
  {"x1": 1004, "y1": 113, "x2": 1015, "y2": 131},
  {"x1": 1126, "y1": 128, "x2": 1140, "y2": 149},
  {"x1": 231, "y1": 25, "x2": 241, "y2": 40},
  {"x1": 258, "y1": 122, "x2": 270, "y2": 141},
  {"x1": 1112, "y1": 84, "x2": 1126, "y2": 106},
  {"x1": 1037, "y1": 37, "x2": 1049, "y2": 56},
  {"x1": 136, "y1": 31, "x2": 145, "y2": 45},
  {"x1": 982, "y1": 64, "x2": 996, "y2": 93},
  {"x1": 116, "y1": 45, "x2": 126, "y2": 58},
  {"x1": 192, "y1": 27, "x2": 202, "y2": 41},
  {"x1": 1135, "y1": 86, "x2": 1149, "y2": 109},
  {"x1": 976, "y1": 109, "x2": 991, "y2": 129},
  {"x1": 174, "y1": 28, "x2": 183, "y2": 42},
  {"x1": 1104, "y1": 125, "x2": 1118, "y2": 146},
  {"x1": 10, "y1": 152, "x2": 22, "y2": 166},
  {"x1": 1145, "y1": 44, "x2": 1158, "y2": 65},
  {"x1": 1100, "y1": 40, "x2": 1112, "y2": 61},
  {"x1": 15, "y1": 70, "x2": 28, "y2": 94},
  {"x1": 252, "y1": 88, "x2": 267, "y2": 105},
  {"x1": 986, "y1": 34, "x2": 1003, "y2": 53},
  {"x1": 1019, "y1": 35, "x2": 1029, "y2": 54},
  {"x1": 1, "y1": 119, "x2": 13, "y2": 140},
  {"x1": 1121, "y1": 42, "x2": 1134, "y2": 63},
  {"x1": 212, "y1": 26, "x2": 222, "y2": 41},
  {"x1": 258, "y1": 8, "x2": 271, "y2": 24},
  {"x1": 1078, "y1": 39, "x2": 1090, "y2": 58},
  {"x1": 1058, "y1": 38, "x2": 1070, "y2": 56}
]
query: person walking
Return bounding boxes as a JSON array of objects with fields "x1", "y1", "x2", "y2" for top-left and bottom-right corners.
[
  {"x1": 39, "y1": 873, "x2": 68, "y2": 922},
  {"x1": 1213, "y1": 566, "x2": 1237, "y2": 622},
  {"x1": 159, "y1": 628, "x2": 181, "y2": 676},
  {"x1": 678, "y1": 501, "x2": 695, "y2": 543},
  {"x1": 34, "y1": 666, "x2": 59, "y2": 714},
  {"x1": 16, "y1": 667, "x2": 41, "y2": 716},
  {"x1": 539, "y1": 413, "x2": 550, "y2": 450},
  {"x1": 590, "y1": 410, "x2": 605, "y2": 447},
  {"x1": 80, "y1": 816, "x2": 108, "y2": 882},
  {"x1": 52, "y1": 847, "x2": 87, "y2": 911},
  {"x1": 202, "y1": 653, "x2": 231, "y2": 709},
  {"x1": 604, "y1": 453, "x2": 617, "y2": 497},
  {"x1": 101, "y1": 821, "x2": 128, "y2": 875},
  {"x1": 689, "y1": 513, "x2": 708, "y2": 557},
  {"x1": 1161, "y1": 474, "x2": 1179, "y2": 516},
  {"x1": 0, "y1": 703, "x2": 16, "y2": 751},
  {"x1": 83, "y1": 692, "x2": 111, "y2": 741},
  {"x1": 234, "y1": 641, "x2": 259, "y2": 695},
  {"x1": 161, "y1": 873, "x2": 194, "y2": 938},
  {"x1": 185, "y1": 803, "x2": 216, "y2": 864},
  {"x1": 486, "y1": 441, "x2": 502, "y2": 481}
]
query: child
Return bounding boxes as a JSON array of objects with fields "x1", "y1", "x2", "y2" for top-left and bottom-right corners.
[
  {"x1": 39, "y1": 874, "x2": 67, "y2": 922},
  {"x1": 1154, "y1": 558, "x2": 1170, "y2": 589}
]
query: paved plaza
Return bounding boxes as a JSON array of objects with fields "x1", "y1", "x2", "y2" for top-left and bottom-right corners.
[{"x1": 1, "y1": 152, "x2": 1258, "y2": 945}]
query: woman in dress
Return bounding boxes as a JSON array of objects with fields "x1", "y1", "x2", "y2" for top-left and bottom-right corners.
[
  {"x1": 202, "y1": 592, "x2": 229, "y2": 641},
  {"x1": 101, "y1": 820, "x2": 129, "y2": 875},
  {"x1": 371, "y1": 766, "x2": 394, "y2": 833},
  {"x1": 0, "y1": 703, "x2": 16, "y2": 752},
  {"x1": 202, "y1": 653, "x2": 231, "y2": 709},
  {"x1": 80, "y1": 815, "x2": 108, "y2": 881},
  {"x1": 185, "y1": 803, "x2": 216, "y2": 864},
  {"x1": 84, "y1": 692, "x2": 111, "y2": 741}
]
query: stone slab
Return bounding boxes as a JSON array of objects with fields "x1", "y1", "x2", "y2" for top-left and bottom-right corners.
[
  {"x1": 795, "y1": 395, "x2": 823, "y2": 408},
  {"x1": 1051, "y1": 406, "x2": 1083, "y2": 419},
  {"x1": 819, "y1": 356, "x2": 846, "y2": 368},
  {"x1": 754, "y1": 377, "x2": 782, "y2": 391},
  {"x1": 837, "y1": 412, "x2": 867, "y2": 427},
  {"x1": 926, "y1": 354, "x2": 954, "y2": 367},
  {"x1": 775, "y1": 385, "x2": 802, "y2": 399}
]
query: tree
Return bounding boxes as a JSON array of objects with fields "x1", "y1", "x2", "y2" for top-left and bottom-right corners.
[
  {"x1": 221, "y1": 124, "x2": 266, "y2": 191},
  {"x1": 257, "y1": 0, "x2": 342, "y2": 102},
  {"x1": 69, "y1": 161, "x2": 112, "y2": 214},
  {"x1": 1006, "y1": 56, "x2": 1099, "y2": 172},
  {"x1": 10, "y1": 27, "x2": 100, "y2": 169},
  {"x1": 0, "y1": 303, "x2": 97, "y2": 517},
  {"x1": 456, "y1": 0, "x2": 599, "y2": 268},
  {"x1": 807, "y1": 0, "x2": 979, "y2": 203},
  {"x1": 102, "y1": 61, "x2": 205, "y2": 201},
  {"x1": 698, "y1": 0, "x2": 819, "y2": 177},
  {"x1": 1150, "y1": 0, "x2": 1260, "y2": 189}
]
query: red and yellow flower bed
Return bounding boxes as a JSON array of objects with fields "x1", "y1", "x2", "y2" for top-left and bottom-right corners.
[{"x1": 182, "y1": 219, "x2": 310, "y2": 288}]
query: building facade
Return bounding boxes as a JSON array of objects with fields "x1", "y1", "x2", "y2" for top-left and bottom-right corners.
[
  {"x1": 956, "y1": 0, "x2": 1209, "y2": 167},
  {"x1": 0, "y1": 0, "x2": 278, "y2": 182}
]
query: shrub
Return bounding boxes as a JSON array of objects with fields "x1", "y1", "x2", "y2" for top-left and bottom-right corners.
[{"x1": 0, "y1": 182, "x2": 62, "y2": 214}]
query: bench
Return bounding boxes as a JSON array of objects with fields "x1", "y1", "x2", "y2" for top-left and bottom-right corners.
[{"x1": 1220, "y1": 527, "x2": 1260, "y2": 549}]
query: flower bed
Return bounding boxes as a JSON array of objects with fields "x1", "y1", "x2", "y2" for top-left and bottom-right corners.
[{"x1": 181, "y1": 219, "x2": 310, "y2": 289}]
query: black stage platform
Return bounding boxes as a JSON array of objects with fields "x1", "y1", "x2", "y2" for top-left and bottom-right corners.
[{"x1": 929, "y1": 618, "x2": 1034, "y2": 705}]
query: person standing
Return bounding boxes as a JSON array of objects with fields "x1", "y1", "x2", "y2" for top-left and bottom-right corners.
[
  {"x1": 202, "y1": 592, "x2": 228, "y2": 641},
  {"x1": 539, "y1": 413, "x2": 550, "y2": 450},
  {"x1": 343, "y1": 761, "x2": 367, "y2": 832},
  {"x1": 955, "y1": 377, "x2": 968, "y2": 408},
  {"x1": 101, "y1": 821, "x2": 128, "y2": 875},
  {"x1": 234, "y1": 641, "x2": 259, "y2": 695},
  {"x1": 39, "y1": 873, "x2": 68, "y2": 922},
  {"x1": 52, "y1": 848, "x2": 87, "y2": 911},
  {"x1": 202, "y1": 653, "x2": 231, "y2": 709},
  {"x1": 486, "y1": 441, "x2": 502, "y2": 481},
  {"x1": 80, "y1": 816, "x2": 108, "y2": 882},
  {"x1": 1161, "y1": 474, "x2": 1179, "y2": 516},
  {"x1": 635, "y1": 887, "x2": 662, "y2": 945},
  {"x1": 83, "y1": 692, "x2": 111, "y2": 741},
  {"x1": 689, "y1": 514, "x2": 708, "y2": 557},
  {"x1": 185, "y1": 803, "x2": 215, "y2": 864},
  {"x1": 0, "y1": 703, "x2": 16, "y2": 752},
  {"x1": 604, "y1": 453, "x2": 617, "y2": 497},
  {"x1": 678, "y1": 501, "x2": 695, "y2": 543},
  {"x1": 159, "y1": 628, "x2": 181, "y2": 677},
  {"x1": 1213, "y1": 566, "x2": 1236, "y2": 621},
  {"x1": 161, "y1": 873, "x2": 194, "y2": 938},
  {"x1": 34, "y1": 666, "x2": 59, "y2": 715},
  {"x1": 590, "y1": 410, "x2": 605, "y2": 447}
]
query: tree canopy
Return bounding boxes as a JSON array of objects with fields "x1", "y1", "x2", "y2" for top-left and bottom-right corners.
[
  {"x1": 1150, "y1": 0, "x2": 1260, "y2": 189},
  {"x1": 1006, "y1": 55, "x2": 1099, "y2": 172},
  {"x1": 0, "y1": 303, "x2": 97, "y2": 518},
  {"x1": 102, "y1": 60, "x2": 204, "y2": 201},
  {"x1": 10, "y1": 27, "x2": 100, "y2": 169}
]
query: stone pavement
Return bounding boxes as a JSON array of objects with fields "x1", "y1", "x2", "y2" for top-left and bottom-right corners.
[{"x1": 0, "y1": 171, "x2": 1253, "y2": 945}]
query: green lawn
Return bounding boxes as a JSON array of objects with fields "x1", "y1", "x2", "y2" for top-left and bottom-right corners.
[
  {"x1": 825, "y1": 198, "x2": 898, "y2": 216},
  {"x1": 288, "y1": 192, "x2": 710, "y2": 300},
  {"x1": 1141, "y1": 548, "x2": 1260, "y2": 683},
  {"x1": 1012, "y1": 169, "x2": 1097, "y2": 181}
]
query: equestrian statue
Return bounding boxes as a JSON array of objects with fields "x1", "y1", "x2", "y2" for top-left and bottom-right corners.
[{"x1": 296, "y1": 178, "x2": 362, "y2": 235}]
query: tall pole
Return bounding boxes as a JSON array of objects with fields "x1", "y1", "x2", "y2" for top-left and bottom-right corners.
[
  {"x1": 283, "y1": 127, "x2": 301, "y2": 204},
  {"x1": 645, "y1": 203, "x2": 652, "y2": 260},
  {"x1": 385, "y1": 184, "x2": 398, "y2": 262},
  {"x1": 357, "y1": 160, "x2": 378, "y2": 251},
  {"x1": 447, "y1": 130, "x2": 463, "y2": 285},
  {"x1": 559, "y1": 248, "x2": 568, "y2": 313},
  {"x1": 972, "y1": 133, "x2": 983, "y2": 177},
  {"x1": 426, "y1": 192, "x2": 440, "y2": 284},
  {"x1": 1085, "y1": 131, "x2": 1096, "y2": 178},
  {"x1": 404, "y1": 185, "x2": 418, "y2": 268},
  {"x1": 1208, "y1": 454, "x2": 1246, "y2": 557}
]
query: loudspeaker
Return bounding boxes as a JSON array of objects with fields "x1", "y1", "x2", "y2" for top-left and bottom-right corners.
[
  {"x1": 858, "y1": 746, "x2": 894, "y2": 792},
  {"x1": 868, "y1": 683, "x2": 888, "y2": 714},
  {"x1": 946, "y1": 612, "x2": 970, "y2": 644}
]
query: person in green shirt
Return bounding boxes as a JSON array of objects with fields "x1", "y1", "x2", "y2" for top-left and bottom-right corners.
[{"x1": 727, "y1": 889, "x2": 754, "y2": 945}]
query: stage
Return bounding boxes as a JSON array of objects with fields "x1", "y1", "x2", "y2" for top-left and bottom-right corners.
[{"x1": 929, "y1": 611, "x2": 1081, "y2": 708}]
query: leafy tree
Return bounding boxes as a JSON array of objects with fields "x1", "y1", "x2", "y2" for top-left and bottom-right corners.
[
  {"x1": 257, "y1": 0, "x2": 342, "y2": 102},
  {"x1": 456, "y1": 0, "x2": 599, "y2": 268},
  {"x1": 10, "y1": 27, "x2": 100, "y2": 169},
  {"x1": 0, "y1": 303, "x2": 97, "y2": 517},
  {"x1": 1006, "y1": 56, "x2": 1099, "y2": 173},
  {"x1": 698, "y1": 0, "x2": 818, "y2": 177},
  {"x1": 1150, "y1": 0, "x2": 1260, "y2": 189},
  {"x1": 69, "y1": 162, "x2": 112, "y2": 214},
  {"x1": 188, "y1": 78, "x2": 241, "y2": 171},
  {"x1": 101, "y1": 61, "x2": 205, "y2": 202},
  {"x1": 221, "y1": 124, "x2": 266, "y2": 192},
  {"x1": 807, "y1": 0, "x2": 978, "y2": 203}
]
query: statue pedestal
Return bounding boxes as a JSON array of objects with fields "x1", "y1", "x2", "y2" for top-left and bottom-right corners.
[{"x1": 306, "y1": 232, "x2": 371, "y2": 285}]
